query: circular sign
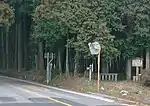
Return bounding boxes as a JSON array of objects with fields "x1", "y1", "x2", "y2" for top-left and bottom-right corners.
[{"x1": 88, "y1": 41, "x2": 101, "y2": 55}]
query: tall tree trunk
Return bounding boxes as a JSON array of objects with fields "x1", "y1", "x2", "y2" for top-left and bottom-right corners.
[
  {"x1": 126, "y1": 59, "x2": 131, "y2": 80},
  {"x1": 1, "y1": 27, "x2": 5, "y2": 69},
  {"x1": 146, "y1": 48, "x2": 149, "y2": 70},
  {"x1": 17, "y1": 22, "x2": 22, "y2": 72},
  {"x1": 5, "y1": 26, "x2": 9, "y2": 70},
  {"x1": 58, "y1": 48, "x2": 62, "y2": 75},
  {"x1": 38, "y1": 42, "x2": 45, "y2": 76},
  {"x1": 35, "y1": 54, "x2": 39, "y2": 71},
  {"x1": 9, "y1": 24, "x2": 15, "y2": 68},
  {"x1": 101, "y1": 59, "x2": 109, "y2": 73},
  {"x1": 14, "y1": 23, "x2": 18, "y2": 70},
  {"x1": 23, "y1": 17, "x2": 28, "y2": 70},
  {"x1": 74, "y1": 51, "x2": 79, "y2": 76},
  {"x1": 65, "y1": 45, "x2": 69, "y2": 77},
  {"x1": 125, "y1": 15, "x2": 133, "y2": 80}
]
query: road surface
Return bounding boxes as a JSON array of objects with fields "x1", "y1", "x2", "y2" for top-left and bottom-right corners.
[{"x1": 0, "y1": 76, "x2": 126, "y2": 106}]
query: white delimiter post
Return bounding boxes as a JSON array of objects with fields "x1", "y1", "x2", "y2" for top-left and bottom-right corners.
[
  {"x1": 46, "y1": 53, "x2": 50, "y2": 84},
  {"x1": 89, "y1": 65, "x2": 92, "y2": 81},
  {"x1": 97, "y1": 49, "x2": 101, "y2": 92},
  {"x1": 136, "y1": 66, "x2": 139, "y2": 81}
]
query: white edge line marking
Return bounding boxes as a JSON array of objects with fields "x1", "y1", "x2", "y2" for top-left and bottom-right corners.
[{"x1": 1, "y1": 75, "x2": 117, "y2": 103}]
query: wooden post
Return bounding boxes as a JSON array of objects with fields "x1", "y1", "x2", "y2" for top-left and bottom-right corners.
[{"x1": 97, "y1": 50, "x2": 101, "y2": 92}]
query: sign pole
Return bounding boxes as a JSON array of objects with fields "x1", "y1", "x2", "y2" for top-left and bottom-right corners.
[
  {"x1": 88, "y1": 41, "x2": 101, "y2": 92},
  {"x1": 97, "y1": 49, "x2": 100, "y2": 92}
]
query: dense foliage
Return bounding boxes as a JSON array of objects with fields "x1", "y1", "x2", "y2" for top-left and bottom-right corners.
[
  {"x1": 0, "y1": 0, "x2": 150, "y2": 78},
  {"x1": 33, "y1": 0, "x2": 119, "y2": 61},
  {"x1": 0, "y1": 2, "x2": 14, "y2": 26}
]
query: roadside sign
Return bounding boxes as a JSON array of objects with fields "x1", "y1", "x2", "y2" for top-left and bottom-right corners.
[
  {"x1": 132, "y1": 58, "x2": 143, "y2": 67},
  {"x1": 88, "y1": 42, "x2": 101, "y2": 55},
  {"x1": 132, "y1": 57, "x2": 143, "y2": 82}
]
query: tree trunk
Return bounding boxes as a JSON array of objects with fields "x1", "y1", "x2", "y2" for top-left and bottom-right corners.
[
  {"x1": 5, "y1": 26, "x2": 9, "y2": 70},
  {"x1": 101, "y1": 59, "x2": 109, "y2": 73},
  {"x1": 1, "y1": 27, "x2": 5, "y2": 69},
  {"x1": 58, "y1": 48, "x2": 62, "y2": 75},
  {"x1": 74, "y1": 51, "x2": 79, "y2": 76},
  {"x1": 125, "y1": 15, "x2": 133, "y2": 80},
  {"x1": 65, "y1": 45, "x2": 69, "y2": 77},
  {"x1": 38, "y1": 42, "x2": 45, "y2": 76},
  {"x1": 126, "y1": 59, "x2": 131, "y2": 80},
  {"x1": 9, "y1": 24, "x2": 15, "y2": 68},
  {"x1": 14, "y1": 23, "x2": 18, "y2": 70},
  {"x1": 23, "y1": 17, "x2": 28, "y2": 70},
  {"x1": 35, "y1": 55, "x2": 39, "y2": 71},
  {"x1": 17, "y1": 22, "x2": 22, "y2": 72},
  {"x1": 146, "y1": 48, "x2": 149, "y2": 70}
]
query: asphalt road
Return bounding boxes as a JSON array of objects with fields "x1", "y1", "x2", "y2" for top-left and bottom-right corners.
[{"x1": 0, "y1": 76, "x2": 127, "y2": 106}]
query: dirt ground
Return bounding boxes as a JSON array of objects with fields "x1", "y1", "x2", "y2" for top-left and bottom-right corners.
[{"x1": 50, "y1": 76, "x2": 150, "y2": 105}]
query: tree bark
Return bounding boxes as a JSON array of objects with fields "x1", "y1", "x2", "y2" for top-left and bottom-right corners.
[
  {"x1": 74, "y1": 51, "x2": 79, "y2": 76},
  {"x1": 35, "y1": 54, "x2": 39, "y2": 71},
  {"x1": 17, "y1": 22, "x2": 22, "y2": 72},
  {"x1": 125, "y1": 15, "x2": 133, "y2": 80},
  {"x1": 1, "y1": 27, "x2": 5, "y2": 69},
  {"x1": 146, "y1": 48, "x2": 149, "y2": 70},
  {"x1": 5, "y1": 26, "x2": 9, "y2": 70},
  {"x1": 126, "y1": 59, "x2": 131, "y2": 80},
  {"x1": 23, "y1": 17, "x2": 28, "y2": 70},
  {"x1": 38, "y1": 42, "x2": 45, "y2": 76},
  {"x1": 65, "y1": 45, "x2": 69, "y2": 77},
  {"x1": 101, "y1": 59, "x2": 109, "y2": 73},
  {"x1": 58, "y1": 48, "x2": 62, "y2": 75},
  {"x1": 14, "y1": 23, "x2": 18, "y2": 70}
]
